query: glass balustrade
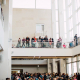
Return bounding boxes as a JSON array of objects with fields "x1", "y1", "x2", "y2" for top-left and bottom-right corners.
[{"x1": 12, "y1": 38, "x2": 80, "y2": 48}]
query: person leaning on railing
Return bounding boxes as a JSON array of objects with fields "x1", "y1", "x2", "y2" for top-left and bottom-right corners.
[
  {"x1": 44, "y1": 35, "x2": 48, "y2": 48},
  {"x1": 17, "y1": 38, "x2": 21, "y2": 48},
  {"x1": 41, "y1": 37, "x2": 44, "y2": 48},
  {"x1": 22, "y1": 38, "x2": 26, "y2": 48},
  {"x1": 37, "y1": 36, "x2": 41, "y2": 47},
  {"x1": 49, "y1": 38, "x2": 52, "y2": 48},
  {"x1": 31, "y1": 37, "x2": 34, "y2": 47},
  {"x1": 58, "y1": 37, "x2": 62, "y2": 48}
]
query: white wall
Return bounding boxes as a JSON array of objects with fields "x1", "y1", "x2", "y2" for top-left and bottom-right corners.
[
  {"x1": 12, "y1": 65, "x2": 47, "y2": 73},
  {"x1": 72, "y1": 45, "x2": 80, "y2": 56},
  {"x1": 12, "y1": 8, "x2": 52, "y2": 40},
  {"x1": 11, "y1": 48, "x2": 72, "y2": 56},
  {"x1": 12, "y1": 60, "x2": 47, "y2": 65}
]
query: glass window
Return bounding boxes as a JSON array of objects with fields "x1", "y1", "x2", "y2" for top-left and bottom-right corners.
[
  {"x1": 67, "y1": 63, "x2": 71, "y2": 77},
  {"x1": 56, "y1": 22, "x2": 59, "y2": 33},
  {"x1": 36, "y1": 0, "x2": 51, "y2": 9},
  {"x1": 77, "y1": 62, "x2": 80, "y2": 73},
  {"x1": 56, "y1": 34, "x2": 59, "y2": 39},
  {"x1": 63, "y1": 0, "x2": 65, "y2": 10},
  {"x1": 56, "y1": 10, "x2": 58, "y2": 21},
  {"x1": 69, "y1": 18, "x2": 73, "y2": 30},
  {"x1": 72, "y1": 62, "x2": 77, "y2": 76},
  {"x1": 69, "y1": 5, "x2": 72, "y2": 17},
  {"x1": 64, "y1": 11, "x2": 66, "y2": 21},
  {"x1": 77, "y1": 24, "x2": 80, "y2": 37},
  {"x1": 70, "y1": 30, "x2": 73, "y2": 40},
  {"x1": 76, "y1": 12, "x2": 78, "y2": 24},
  {"x1": 68, "y1": 0, "x2": 72, "y2": 5},
  {"x1": 76, "y1": 0, "x2": 80, "y2": 9},
  {"x1": 55, "y1": 0, "x2": 58, "y2": 9},
  {"x1": 64, "y1": 34, "x2": 67, "y2": 39},
  {"x1": 64, "y1": 22, "x2": 66, "y2": 33},
  {"x1": 78, "y1": 10, "x2": 80, "y2": 23},
  {"x1": 13, "y1": 0, "x2": 35, "y2": 8}
]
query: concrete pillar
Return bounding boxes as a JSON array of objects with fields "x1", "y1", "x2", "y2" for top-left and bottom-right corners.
[
  {"x1": 0, "y1": 0, "x2": 12, "y2": 79},
  {"x1": 60, "y1": 59, "x2": 66, "y2": 74},
  {"x1": 51, "y1": 0, "x2": 57, "y2": 48},
  {"x1": 58, "y1": 0, "x2": 65, "y2": 43},
  {"x1": 72, "y1": 0, "x2": 77, "y2": 36},
  {"x1": 52, "y1": 59, "x2": 57, "y2": 73},
  {"x1": 47, "y1": 59, "x2": 51, "y2": 73}
]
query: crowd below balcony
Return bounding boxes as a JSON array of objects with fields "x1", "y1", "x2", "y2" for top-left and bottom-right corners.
[
  {"x1": 11, "y1": 72, "x2": 80, "y2": 80},
  {"x1": 12, "y1": 34, "x2": 79, "y2": 48}
]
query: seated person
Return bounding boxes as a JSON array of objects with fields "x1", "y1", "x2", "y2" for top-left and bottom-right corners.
[
  {"x1": 69, "y1": 41, "x2": 74, "y2": 48},
  {"x1": 63, "y1": 43, "x2": 66, "y2": 48}
]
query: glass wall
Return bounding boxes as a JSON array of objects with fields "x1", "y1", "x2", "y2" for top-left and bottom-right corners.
[
  {"x1": 67, "y1": 56, "x2": 80, "y2": 77},
  {"x1": 13, "y1": 0, "x2": 51, "y2": 9}
]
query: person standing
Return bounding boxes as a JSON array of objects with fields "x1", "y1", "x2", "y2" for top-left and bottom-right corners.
[
  {"x1": 44, "y1": 36, "x2": 48, "y2": 47},
  {"x1": 74, "y1": 34, "x2": 78, "y2": 46},
  {"x1": 22, "y1": 38, "x2": 26, "y2": 48},
  {"x1": 26, "y1": 36, "x2": 30, "y2": 47},
  {"x1": 17, "y1": 38, "x2": 21, "y2": 48}
]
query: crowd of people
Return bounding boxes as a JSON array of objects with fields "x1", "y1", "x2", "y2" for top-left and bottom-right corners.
[
  {"x1": 11, "y1": 72, "x2": 80, "y2": 80},
  {"x1": 12, "y1": 34, "x2": 79, "y2": 48}
]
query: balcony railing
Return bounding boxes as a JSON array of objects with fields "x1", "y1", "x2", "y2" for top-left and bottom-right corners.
[
  {"x1": 12, "y1": 37, "x2": 80, "y2": 48},
  {"x1": 12, "y1": 41, "x2": 80, "y2": 48}
]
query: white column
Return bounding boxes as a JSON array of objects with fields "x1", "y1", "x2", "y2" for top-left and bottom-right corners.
[
  {"x1": 51, "y1": 0, "x2": 57, "y2": 48},
  {"x1": 52, "y1": 59, "x2": 57, "y2": 73},
  {"x1": 72, "y1": 0, "x2": 77, "y2": 36},
  {"x1": 47, "y1": 59, "x2": 51, "y2": 73},
  {"x1": 0, "y1": 0, "x2": 12, "y2": 79},
  {"x1": 60, "y1": 59, "x2": 66, "y2": 74},
  {"x1": 65, "y1": 0, "x2": 70, "y2": 42},
  {"x1": 58, "y1": 0, "x2": 65, "y2": 43}
]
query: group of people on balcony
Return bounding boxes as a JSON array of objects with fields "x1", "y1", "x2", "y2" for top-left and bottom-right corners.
[
  {"x1": 16, "y1": 36, "x2": 54, "y2": 48},
  {"x1": 13, "y1": 34, "x2": 79, "y2": 48}
]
